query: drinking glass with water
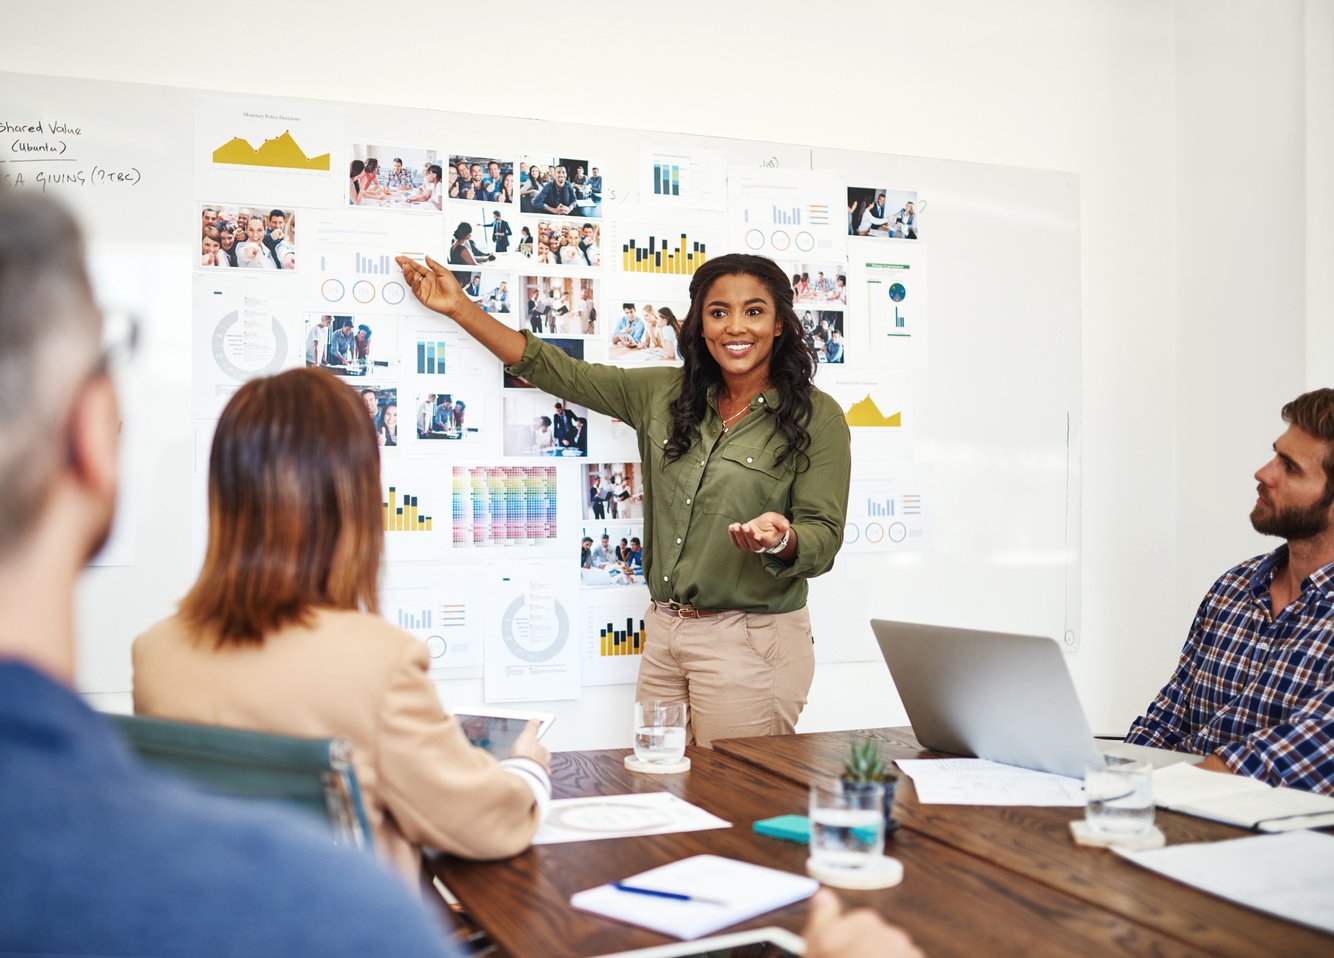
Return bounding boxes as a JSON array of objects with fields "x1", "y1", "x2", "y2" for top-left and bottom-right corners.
[
  {"x1": 809, "y1": 780, "x2": 885, "y2": 870},
  {"x1": 633, "y1": 700, "x2": 687, "y2": 764},
  {"x1": 1085, "y1": 755, "x2": 1154, "y2": 835}
]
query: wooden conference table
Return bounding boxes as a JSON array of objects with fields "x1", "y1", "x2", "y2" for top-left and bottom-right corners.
[
  {"x1": 712, "y1": 728, "x2": 1333, "y2": 958},
  {"x1": 426, "y1": 735, "x2": 1327, "y2": 958}
]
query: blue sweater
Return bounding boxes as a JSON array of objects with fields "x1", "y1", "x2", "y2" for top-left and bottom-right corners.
[{"x1": 0, "y1": 661, "x2": 458, "y2": 957}]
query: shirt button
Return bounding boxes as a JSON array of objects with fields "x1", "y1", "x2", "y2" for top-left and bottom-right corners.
[
  {"x1": 685, "y1": 498, "x2": 691, "y2": 504},
  {"x1": 757, "y1": 397, "x2": 765, "y2": 404},
  {"x1": 663, "y1": 576, "x2": 669, "y2": 582},
  {"x1": 676, "y1": 538, "x2": 682, "y2": 544},
  {"x1": 746, "y1": 457, "x2": 753, "y2": 464}
]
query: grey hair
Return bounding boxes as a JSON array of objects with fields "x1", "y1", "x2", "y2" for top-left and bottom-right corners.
[{"x1": 0, "y1": 191, "x2": 99, "y2": 553}]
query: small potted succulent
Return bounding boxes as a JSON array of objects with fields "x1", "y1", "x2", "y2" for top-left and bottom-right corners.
[{"x1": 841, "y1": 737, "x2": 900, "y2": 836}]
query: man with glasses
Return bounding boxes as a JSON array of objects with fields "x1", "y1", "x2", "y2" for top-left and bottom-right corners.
[{"x1": 0, "y1": 191, "x2": 459, "y2": 956}]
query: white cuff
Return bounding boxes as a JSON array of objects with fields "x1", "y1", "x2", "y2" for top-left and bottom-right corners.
[{"x1": 499, "y1": 757, "x2": 552, "y2": 818}]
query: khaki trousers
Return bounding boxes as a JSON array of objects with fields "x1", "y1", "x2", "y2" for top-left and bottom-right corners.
[{"x1": 636, "y1": 603, "x2": 816, "y2": 748}]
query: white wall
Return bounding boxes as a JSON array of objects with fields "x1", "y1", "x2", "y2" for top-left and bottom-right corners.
[
  {"x1": 1170, "y1": 0, "x2": 1311, "y2": 726},
  {"x1": 1307, "y1": 0, "x2": 1334, "y2": 388},
  {"x1": 2, "y1": 0, "x2": 1324, "y2": 745}
]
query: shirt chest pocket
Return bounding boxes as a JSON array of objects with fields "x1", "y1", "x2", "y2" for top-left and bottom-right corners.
[
  {"x1": 644, "y1": 420, "x2": 690, "y2": 506},
  {"x1": 698, "y1": 444, "x2": 791, "y2": 519}
]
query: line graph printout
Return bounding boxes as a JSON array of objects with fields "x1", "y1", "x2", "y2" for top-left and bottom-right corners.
[
  {"x1": 194, "y1": 95, "x2": 342, "y2": 207},
  {"x1": 815, "y1": 370, "x2": 914, "y2": 461}
]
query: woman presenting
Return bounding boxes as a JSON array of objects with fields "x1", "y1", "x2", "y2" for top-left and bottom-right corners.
[{"x1": 398, "y1": 252, "x2": 851, "y2": 746}]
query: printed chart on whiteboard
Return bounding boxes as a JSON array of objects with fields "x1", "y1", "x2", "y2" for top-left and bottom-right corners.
[
  {"x1": 638, "y1": 145, "x2": 727, "y2": 210},
  {"x1": 191, "y1": 276, "x2": 298, "y2": 417},
  {"x1": 581, "y1": 587, "x2": 651, "y2": 687},
  {"x1": 486, "y1": 568, "x2": 580, "y2": 702},
  {"x1": 308, "y1": 212, "x2": 437, "y2": 314},
  {"x1": 843, "y1": 466, "x2": 932, "y2": 553},
  {"x1": 851, "y1": 244, "x2": 928, "y2": 369},
  {"x1": 380, "y1": 565, "x2": 486, "y2": 675},
  {"x1": 194, "y1": 94, "x2": 343, "y2": 208},
  {"x1": 728, "y1": 167, "x2": 846, "y2": 260}
]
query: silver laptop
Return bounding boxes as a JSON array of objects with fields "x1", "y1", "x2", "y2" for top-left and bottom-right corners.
[{"x1": 871, "y1": 619, "x2": 1202, "y2": 778}]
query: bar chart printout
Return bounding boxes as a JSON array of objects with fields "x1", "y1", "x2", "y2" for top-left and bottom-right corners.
[
  {"x1": 383, "y1": 486, "x2": 433, "y2": 532},
  {"x1": 653, "y1": 163, "x2": 681, "y2": 196},
  {"x1": 398, "y1": 606, "x2": 432, "y2": 630},
  {"x1": 417, "y1": 338, "x2": 447, "y2": 374},
  {"x1": 620, "y1": 231, "x2": 709, "y2": 275},
  {"x1": 395, "y1": 604, "x2": 466, "y2": 630},
  {"x1": 599, "y1": 616, "x2": 646, "y2": 657},
  {"x1": 452, "y1": 466, "x2": 559, "y2": 547},
  {"x1": 843, "y1": 470, "x2": 931, "y2": 553},
  {"x1": 581, "y1": 589, "x2": 652, "y2": 686}
]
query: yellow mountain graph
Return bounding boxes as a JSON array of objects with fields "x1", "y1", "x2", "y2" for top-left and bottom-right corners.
[
  {"x1": 845, "y1": 395, "x2": 902, "y2": 428},
  {"x1": 212, "y1": 131, "x2": 330, "y2": 171}
]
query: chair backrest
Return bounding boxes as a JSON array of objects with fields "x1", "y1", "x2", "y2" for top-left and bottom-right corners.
[{"x1": 108, "y1": 713, "x2": 373, "y2": 851}]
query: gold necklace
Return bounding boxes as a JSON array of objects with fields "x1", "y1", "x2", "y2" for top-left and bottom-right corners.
[{"x1": 720, "y1": 396, "x2": 758, "y2": 432}]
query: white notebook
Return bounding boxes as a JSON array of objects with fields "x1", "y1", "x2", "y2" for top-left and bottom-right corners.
[
  {"x1": 1152, "y1": 764, "x2": 1334, "y2": 831},
  {"x1": 571, "y1": 855, "x2": 818, "y2": 940}
]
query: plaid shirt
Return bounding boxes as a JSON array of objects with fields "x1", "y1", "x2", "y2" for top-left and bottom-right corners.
[{"x1": 1126, "y1": 545, "x2": 1334, "y2": 794}]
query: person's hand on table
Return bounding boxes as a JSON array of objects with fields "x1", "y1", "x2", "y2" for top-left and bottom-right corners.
[
  {"x1": 802, "y1": 889, "x2": 923, "y2": 958},
  {"x1": 728, "y1": 511, "x2": 791, "y2": 554},
  {"x1": 508, "y1": 718, "x2": 551, "y2": 771},
  {"x1": 1197, "y1": 754, "x2": 1233, "y2": 774},
  {"x1": 396, "y1": 255, "x2": 467, "y2": 317}
]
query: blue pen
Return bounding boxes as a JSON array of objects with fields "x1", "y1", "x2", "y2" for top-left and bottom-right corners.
[{"x1": 611, "y1": 883, "x2": 728, "y2": 906}]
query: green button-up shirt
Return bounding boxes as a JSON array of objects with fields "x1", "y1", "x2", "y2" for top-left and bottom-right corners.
[{"x1": 507, "y1": 331, "x2": 851, "y2": 613}]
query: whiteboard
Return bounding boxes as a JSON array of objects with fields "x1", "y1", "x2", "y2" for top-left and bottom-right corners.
[{"x1": 1, "y1": 72, "x2": 1080, "y2": 745}]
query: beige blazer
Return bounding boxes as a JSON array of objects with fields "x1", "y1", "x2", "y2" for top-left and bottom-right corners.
[{"x1": 132, "y1": 609, "x2": 543, "y2": 884}]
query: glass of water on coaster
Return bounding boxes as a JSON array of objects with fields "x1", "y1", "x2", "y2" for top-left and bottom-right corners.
[
  {"x1": 627, "y1": 700, "x2": 688, "y2": 774},
  {"x1": 809, "y1": 779, "x2": 884, "y2": 867},
  {"x1": 1085, "y1": 754, "x2": 1154, "y2": 836},
  {"x1": 807, "y1": 779, "x2": 903, "y2": 889}
]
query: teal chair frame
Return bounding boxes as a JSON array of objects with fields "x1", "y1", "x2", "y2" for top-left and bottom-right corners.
[{"x1": 109, "y1": 713, "x2": 373, "y2": 851}]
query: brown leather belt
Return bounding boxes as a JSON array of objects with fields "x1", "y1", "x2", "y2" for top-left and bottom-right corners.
[{"x1": 653, "y1": 600, "x2": 722, "y2": 619}]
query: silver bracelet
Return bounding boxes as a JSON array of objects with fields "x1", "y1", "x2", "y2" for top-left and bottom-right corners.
[{"x1": 763, "y1": 529, "x2": 790, "y2": 555}]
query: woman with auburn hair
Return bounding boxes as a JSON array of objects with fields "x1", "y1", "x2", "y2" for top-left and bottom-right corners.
[
  {"x1": 132, "y1": 368, "x2": 551, "y2": 886},
  {"x1": 397, "y1": 252, "x2": 851, "y2": 747}
]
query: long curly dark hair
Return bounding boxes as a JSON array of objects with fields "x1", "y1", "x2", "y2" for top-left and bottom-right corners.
[{"x1": 665, "y1": 253, "x2": 818, "y2": 470}]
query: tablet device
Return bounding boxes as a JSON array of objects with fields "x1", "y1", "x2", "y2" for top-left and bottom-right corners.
[
  {"x1": 587, "y1": 926, "x2": 805, "y2": 957},
  {"x1": 451, "y1": 707, "x2": 555, "y2": 757}
]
